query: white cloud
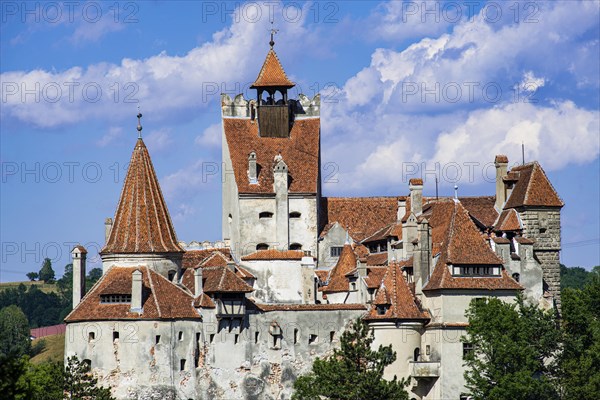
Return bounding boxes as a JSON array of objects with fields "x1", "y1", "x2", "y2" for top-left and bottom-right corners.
[
  {"x1": 518, "y1": 71, "x2": 546, "y2": 93},
  {"x1": 96, "y1": 126, "x2": 123, "y2": 147},
  {"x1": 195, "y1": 123, "x2": 221, "y2": 147},
  {"x1": 144, "y1": 128, "x2": 173, "y2": 152}
]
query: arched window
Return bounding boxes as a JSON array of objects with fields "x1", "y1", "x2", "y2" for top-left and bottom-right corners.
[
  {"x1": 259, "y1": 211, "x2": 273, "y2": 219},
  {"x1": 168, "y1": 270, "x2": 176, "y2": 281},
  {"x1": 512, "y1": 272, "x2": 520, "y2": 282},
  {"x1": 413, "y1": 347, "x2": 420, "y2": 362},
  {"x1": 289, "y1": 211, "x2": 301, "y2": 219},
  {"x1": 289, "y1": 243, "x2": 302, "y2": 251},
  {"x1": 256, "y1": 243, "x2": 269, "y2": 251}
]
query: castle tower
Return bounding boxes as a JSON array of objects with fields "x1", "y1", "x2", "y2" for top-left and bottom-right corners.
[
  {"x1": 100, "y1": 113, "x2": 184, "y2": 277},
  {"x1": 71, "y1": 245, "x2": 87, "y2": 308},
  {"x1": 221, "y1": 37, "x2": 321, "y2": 259}
]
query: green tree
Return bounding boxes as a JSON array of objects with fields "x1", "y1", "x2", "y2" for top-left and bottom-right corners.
[
  {"x1": 38, "y1": 258, "x2": 56, "y2": 283},
  {"x1": 462, "y1": 296, "x2": 561, "y2": 400},
  {"x1": 0, "y1": 305, "x2": 31, "y2": 358},
  {"x1": 17, "y1": 360, "x2": 64, "y2": 400},
  {"x1": 64, "y1": 356, "x2": 115, "y2": 400},
  {"x1": 559, "y1": 275, "x2": 600, "y2": 399},
  {"x1": 560, "y1": 264, "x2": 592, "y2": 290},
  {"x1": 0, "y1": 353, "x2": 29, "y2": 399},
  {"x1": 292, "y1": 318, "x2": 409, "y2": 400},
  {"x1": 26, "y1": 272, "x2": 38, "y2": 281}
]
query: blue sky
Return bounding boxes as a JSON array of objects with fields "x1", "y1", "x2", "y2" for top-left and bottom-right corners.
[{"x1": 1, "y1": 1, "x2": 599, "y2": 281}]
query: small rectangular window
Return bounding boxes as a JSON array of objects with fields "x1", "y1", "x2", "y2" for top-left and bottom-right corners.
[
  {"x1": 196, "y1": 332, "x2": 201, "y2": 343},
  {"x1": 309, "y1": 334, "x2": 318, "y2": 344},
  {"x1": 155, "y1": 335, "x2": 161, "y2": 344},
  {"x1": 293, "y1": 329, "x2": 298, "y2": 345},
  {"x1": 113, "y1": 331, "x2": 119, "y2": 342},
  {"x1": 254, "y1": 331, "x2": 260, "y2": 344},
  {"x1": 88, "y1": 332, "x2": 95, "y2": 342},
  {"x1": 463, "y1": 343, "x2": 475, "y2": 359},
  {"x1": 426, "y1": 345, "x2": 430, "y2": 355},
  {"x1": 234, "y1": 334, "x2": 239, "y2": 345},
  {"x1": 329, "y1": 331, "x2": 335, "y2": 343},
  {"x1": 330, "y1": 247, "x2": 343, "y2": 257},
  {"x1": 209, "y1": 334, "x2": 215, "y2": 344},
  {"x1": 180, "y1": 359, "x2": 186, "y2": 371},
  {"x1": 178, "y1": 331, "x2": 183, "y2": 341}
]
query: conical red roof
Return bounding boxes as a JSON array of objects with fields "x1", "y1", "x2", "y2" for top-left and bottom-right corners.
[
  {"x1": 251, "y1": 48, "x2": 295, "y2": 88},
  {"x1": 101, "y1": 139, "x2": 183, "y2": 254}
]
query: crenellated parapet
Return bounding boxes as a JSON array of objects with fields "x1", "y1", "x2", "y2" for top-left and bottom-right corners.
[{"x1": 221, "y1": 93, "x2": 320, "y2": 118}]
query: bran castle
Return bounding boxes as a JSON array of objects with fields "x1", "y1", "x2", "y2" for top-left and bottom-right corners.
[{"x1": 64, "y1": 40, "x2": 563, "y2": 400}]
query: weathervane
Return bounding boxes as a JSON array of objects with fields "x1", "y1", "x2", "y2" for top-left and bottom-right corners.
[
  {"x1": 136, "y1": 106, "x2": 143, "y2": 139},
  {"x1": 269, "y1": 19, "x2": 278, "y2": 48}
]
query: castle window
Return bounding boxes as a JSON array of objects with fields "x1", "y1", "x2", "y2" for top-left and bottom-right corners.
[
  {"x1": 463, "y1": 343, "x2": 475, "y2": 359},
  {"x1": 113, "y1": 331, "x2": 119, "y2": 342},
  {"x1": 178, "y1": 331, "x2": 183, "y2": 341},
  {"x1": 512, "y1": 273, "x2": 520, "y2": 282},
  {"x1": 180, "y1": 359, "x2": 186, "y2": 371},
  {"x1": 309, "y1": 334, "x2": 318, "y2": 344},
  {"x1": 255, "y1": 331, "x2": 260, "y2": 344},
  {"x1": 256, "y1": 243, "x2": 269, "y2": 251},
  {"x1": 380, "y1": 242, "x2": 388, "y2": 252},
  {"x1": 329, "y1": 331, "x2": 335, "y2": 343},
  {"x1": 259, "y1": 211, "x2": 273, "y2": 219},
  {"x1": 452, "y1": 265, "x2": 500, "y2": 277},
  {"x1": 289, "y1": 211, "x2": 301, "y2": 218},
  {"x1": 82, "y1": 359, "x2": 91, "y2": 368},
  {"x1": 350, "y1": 282, "x2": 357, "y2": 291},
  {"x1": 168, "y1": 270, "x2": 176, "y2": 281},
  {"x1": 196, "y1": 332, "x2": 201, "y2": 344},
  {"x1": 426, "y1": 345, "x2": 431, "y2": 355},
  {"x1": 376, "y1": 305, "x2": 388, "y2": 315},
  {"x1": 413, "y1": 347, "x2": 420, "y2": 361},
  {"x1": 330, "y1": 247, "x2": 343, "y2": 257},
  {"x1": 234, "y1": 334, "x2": 239, "y2": 345},
  {"x1": 209, "y1": 334, "x2": 215, "y2": 344},
  {"x1": 88, "y1": 332, "x2": 95, "y2": 342},
  {"x1": 155, "y1": 335, "x2": 161, "y2": 344},
  {"x1": 294, "y1": 328, "x2": 299, "y2": 344},
  {"x1": 290, "y1": 243, "x2": 302, "y2": 251},
  {"x1": 100, "y1": 294, "x2": 131, "y2": 303}
]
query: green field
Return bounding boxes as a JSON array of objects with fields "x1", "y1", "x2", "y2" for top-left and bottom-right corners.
[
  {"x1": 0, "y1": 280, "x2": 59, "y2": 294},
  {"x1": 30, "y1": 333, "x2": 65, "y2": 365}
]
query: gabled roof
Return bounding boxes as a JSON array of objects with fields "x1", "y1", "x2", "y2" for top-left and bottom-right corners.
[
  {"x1": 363, "y1": 267, "x2": 388, "y2": 289},
  {"x1": 365, "y1": 260, "x2": 429, "y2": 321},
  {"x1": 422, "y1": 200, "x2": 522, "y2": 292},
  {"x1": 250, "y1": 48, "x2": 295, "y2": 88},
  {"x1": 362, "y1": 221, "x2": 402, "y2": 243},
  {"x1": 320, "y1": 197, "x2": 401, "y2": 241},
  {"x1": 223, "y1": 118, "x2": 320, "y2": 194},
  {"x1": 495, "y1": 209, "x2": 522, "y2": 231},
  {"x1": 182, "y1": 248, "x2": 231, "y2": 269},
  {"x1": 504, "y1": 162, "x2": 564, "y2": 209},
  {"x1": 241, "y1": 249, "x2": 305, "y2": 261},
  {"x1": 200, "y1": 251, "x2": 230, "y2": 267},
  {"x1": 458, "y1": 196, "x2": 498, "y2": 228},
  {"x1": 322, "y1": 244, "x2": 357, "y2": 293},
  {"x1": 101, "y1": 139, "x2": 183, "y2": 255},
  {"x1": 181, "y1": 266, "x2": 253, "y2": 294},
  {"x1": 65, "y1": 266, "x2": 200, "y2": 322}
]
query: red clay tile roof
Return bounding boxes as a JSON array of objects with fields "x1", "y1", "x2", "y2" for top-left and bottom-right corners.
[
  {"x1": 354, "y1": 243, "x2": 370, "y2": 261},
  {"x1": 504, "y1": 162, "x2": 564, "y2": 209},
  {"x1": 65, "y1": 266, "x2": 200, "y2": 322},
  {"x1": 515, "y1": 237, "x2": 535, "y2": 244},
  {"x1": 223, "y1": 118, "x2": 319, "y2": 194},
  {"x1": 235, "y1": 265, "x2": 256, "y2": 280},
  {"x1": 314, "y1": 270, "x2": 329, "y2": 283},
  {"x1": 241, "y1": 249, "x2": 305, "y2": 261},
  {"x1": 322, "y1": 244, "x2": 357, "y2": 293},
  {"x1": 495, "y1": 209, "x2": 522, "y2": 231},
  {"x1": 101, "y1": 139, "x2": 183, "y2": 255},
  {"x1": 181, "y1": 266, "x2": 253, "y2": 294},
  {"x1": 366, "y1": 253, "x2": 388, "y2": 266},
  {"x1": 364, "y1": 267, "x2": 388, "y2": 289},
  {"x1": 251, "y1": 48, "x2": 295, "y2": 88},
  {"x1": 200, "y1": 251, "x2": 230, "y2": 267},
  {"x1": 248, "y1": 299, "x2": 366, "y2": 312},
  {"x1": 495, "y1": 155, "x2": 509, "y2": 163},
  {"x1": 492, "y1": 237, "x2": 511, "y2": 244},
  {"x1": 321, "y1": 197, "x2": 400, "y2": 241},
  {"x1": 365, "y1": 260, "x2": 429, "y2": 321},
  {"x1": 409, "y1": 178, "x2": 423, "y2": 185},
  {"x1": 193, "y1": 293, "x2": 216, "y2": 309},
  {"x1": 363, "y1": 222, "x2": 402, "y2": 243},
  {"x1": 72, "y1": 245, "x2": 87, "y2": 254},
  {"x1": 459, "y1": 196, "x2": 498, "y2": 228},
  {"x1": 182, "y1": 249, "x2": 231, "y2": 269}
]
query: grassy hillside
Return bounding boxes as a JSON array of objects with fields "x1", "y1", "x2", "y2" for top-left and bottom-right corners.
[
  {"x1": 0, "y1": 280, "x2": 59, "y2": 294},
  {"x1": 30, "y1": 333, "x2": 65, "y2": 364}
]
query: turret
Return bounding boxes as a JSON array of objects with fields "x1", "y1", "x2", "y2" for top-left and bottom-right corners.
[{"x1": 71, "y1": 245, "x2": 87, "y2": 308}]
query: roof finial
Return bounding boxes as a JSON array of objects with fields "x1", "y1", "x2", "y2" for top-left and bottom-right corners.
[
  {"x1": 136, "y1": 106, "x2": 143, "y2": 139},
  {"x1": 454, "y1": 185, "x2": 459, "y2": 200},
  {"x1": 269, "y1": 19, "x2": 278, "y2": 48}
]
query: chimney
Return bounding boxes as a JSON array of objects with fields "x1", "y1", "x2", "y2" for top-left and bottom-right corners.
[
  {"x1": 104, "y1": 217, "x2": 113, "y2": 243},
  {"x1": 301, "y1": 251, "x2": 315, "y2": 269},
  {"x1": 194, "y1": 267, "x2": 203, "y2": 297},
  {"x1": 273, "y1": 155, "x2": 289, "y2": 249},
  {"x1": 71, "y1": 245, "x2": 87, "y2": 308},
  {"x1": 397, "y1": 198, "x2": 406, "y2": 221},
  {"x1": 409, "y1": 178, "x2": 423, "y2": 216},
  {"x1": 248, "y1": 151, "x2": 257, "y2": 184},
  {"x1": 130, "y1": 270, "x2": 143, "y2": 313},
  {"x1": 414, "y1": 219, "x2": 431, "y2": 297},
  {"x1": 494, "y1": 155, "x2": 508, "y2": 211}
]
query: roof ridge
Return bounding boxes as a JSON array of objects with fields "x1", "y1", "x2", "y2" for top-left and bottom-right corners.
[{"x1": 146, "y1": 266, "x2": 161, "y2": 317}]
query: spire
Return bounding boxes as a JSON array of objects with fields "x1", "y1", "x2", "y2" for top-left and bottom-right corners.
[
  {"x1": 250, "y1": 47, "x2": 295, "y2": 89},
  {"x1": 137, "y1": 107, "x2": 143, "y2": 139},
  {"x1": 269, "y1": 20, "x2": 278, "y2": 48},
  {"x1": 101, "y1": 118, "x2": 183, "y2": 255}
]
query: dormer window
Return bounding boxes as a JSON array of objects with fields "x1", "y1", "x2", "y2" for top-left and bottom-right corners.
[
  {"x1": 289, "y1": 211, "x2": 301, "y2": 218},
  {"x1": 256, "y1": 243, "x2": 269, "y2": 251},
  {"x1": 376, "y1": 305, "x2": 388, "y2": 315},
  {"x1": 259, "y1": 211, "x2": 273, "y2": 219},
  {"x1": 452, "y1": 265, "x2": 501, "y2": 277},
  {"x1": 290, "y1": 243, "x2": 302, "y2": 251},
  {"x1": 100, "y1": 294, "x2": 131, "y2": 303}
]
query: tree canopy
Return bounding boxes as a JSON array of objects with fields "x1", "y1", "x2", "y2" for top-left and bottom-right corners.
[
  {"x1": 38, "y1": 258, "x2": 56, "y2": 283},
  {"x1": 292, "y1": 318, "x2": 409, "y2": 400},
  {"x1": 462, "y1": 296, "x2": 561, "y2": 400}
]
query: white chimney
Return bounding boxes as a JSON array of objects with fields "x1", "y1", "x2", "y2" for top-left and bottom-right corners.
[
  {"x1": 71, "y1": 245, "x2": 87, "y2": 308},
  {"x1": 494, "y1": 155, "x2": 508, "y2": 211},
  {"x1": 248, "y1": 151, "x2": 257, "y2": 184},
  {"x1": 194, "y1": 267, "x2": 203, "y2": 297},
  {"x1": 409, "y1": 178, "x2": 423, "y2": 215},
  {"x1": 130, "y1": 270, "x2": 143, "y2": 313}
]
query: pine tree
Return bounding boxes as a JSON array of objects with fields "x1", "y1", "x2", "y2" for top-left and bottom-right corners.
[
  {"x1": 38, "y1": 258, "x2": 56, "y2": 283},
  {"x1": 64, "y1": 356, "x2": 115, "y2": 400},
  {"x1": 292, "y1": 318, "x2": 409, "y2": 400}
]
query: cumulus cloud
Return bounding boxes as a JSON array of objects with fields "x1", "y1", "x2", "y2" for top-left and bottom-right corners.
[
  {"x1": 144, "y1": 128, "x2": 173, "y2": 153},
  {"x1": 195, "y1": 123, "x2": 221, "y2": 147},
  {"x1": 96, "y1": 126, "x2": 123, "y2": 147}
]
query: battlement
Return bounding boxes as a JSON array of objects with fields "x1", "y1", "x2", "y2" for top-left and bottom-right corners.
[{"x1": 221, "y1": 93, "x2": 320, "y2": 118}]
